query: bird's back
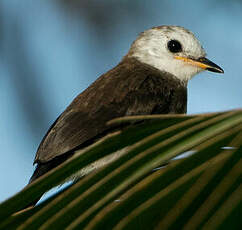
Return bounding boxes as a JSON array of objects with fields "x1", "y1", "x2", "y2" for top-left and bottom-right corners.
[{"x1": 31, "y1": 57, "x2": 187, "y2": 182}]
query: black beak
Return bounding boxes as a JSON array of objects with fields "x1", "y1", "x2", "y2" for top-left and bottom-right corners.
[{"x1": 197, "y1": 57, "x2": 224, "y2": 73}]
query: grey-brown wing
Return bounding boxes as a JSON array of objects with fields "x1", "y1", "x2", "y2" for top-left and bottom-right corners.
[{"x1": 34, "y1": 92, "x2": 165, "y2": 163}]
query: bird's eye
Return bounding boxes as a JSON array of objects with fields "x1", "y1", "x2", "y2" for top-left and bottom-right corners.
[{"x1": 167, "y1": 40, "x2": 182, "y2": 53}]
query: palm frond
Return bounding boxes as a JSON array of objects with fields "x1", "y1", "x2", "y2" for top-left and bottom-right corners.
[{"x1": 0, "y1": 109, "x2": 241, "y2": 230}]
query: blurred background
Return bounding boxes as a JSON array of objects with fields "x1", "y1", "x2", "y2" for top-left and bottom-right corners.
[{"x1": 1, "y1": 0, "x2": 242, "y2": 202}]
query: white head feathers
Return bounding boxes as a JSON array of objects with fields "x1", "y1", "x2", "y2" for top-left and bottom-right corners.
[{"x1": 128, "y1": 26, "x2": 207, "y2": 82}]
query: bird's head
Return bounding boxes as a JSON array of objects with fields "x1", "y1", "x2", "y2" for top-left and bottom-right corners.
[{"x1": 128, "y1": 26, "x2": 223, "y2": 82}]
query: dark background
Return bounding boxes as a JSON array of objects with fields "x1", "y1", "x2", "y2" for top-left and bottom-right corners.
[{"x1": 1, "y1": 0, "x2": 242, "y2": 202}]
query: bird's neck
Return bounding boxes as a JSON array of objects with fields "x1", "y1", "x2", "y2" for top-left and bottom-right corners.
[{"x1": 121, "y1": 56, "x2": 188, "y2": 87}]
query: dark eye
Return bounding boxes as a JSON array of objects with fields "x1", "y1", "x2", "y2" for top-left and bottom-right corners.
[{"x1": 167, "y1": 40, "x2": 182, "y2": 53}]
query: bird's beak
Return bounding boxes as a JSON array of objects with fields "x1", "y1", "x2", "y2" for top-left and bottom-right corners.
[{"x1": 174, "y1": 56, "x2": 224, "y2": 73}]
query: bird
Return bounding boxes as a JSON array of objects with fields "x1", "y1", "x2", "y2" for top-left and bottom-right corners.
[{"x1": 29, "y1": 25, "x2": 223, "y2": 203}]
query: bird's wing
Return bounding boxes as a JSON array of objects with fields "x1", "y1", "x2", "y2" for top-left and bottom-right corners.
[{"x1": 34, "y1": 57, "x2": 187, "y2": 163}]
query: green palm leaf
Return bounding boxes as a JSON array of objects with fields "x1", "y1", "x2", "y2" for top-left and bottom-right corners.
[{"x1": 0, "y1": 109, "x2": 241, "y2": 230}]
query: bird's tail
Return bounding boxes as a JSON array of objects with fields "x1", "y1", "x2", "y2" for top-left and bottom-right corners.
[{"x1": 27, "y1": 152, "x2": 73, "y2": 208}]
